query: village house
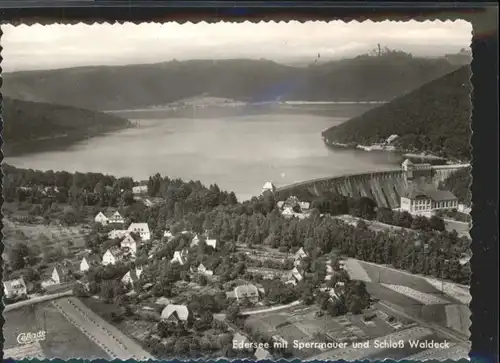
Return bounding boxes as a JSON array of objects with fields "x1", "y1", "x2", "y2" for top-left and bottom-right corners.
[
  {"x1": 206, "y1": 239, "x2": 217, "y2": 250},
  {"x1": 3, "y1": 277, "x2": 28, "y2": 299},
  {"x1": 132, "y1": 185, "x2": 148, "y2": 195},
  {"x1": 102, "y1": 246, "x2": 125, "y2": 265},
  {"x1": 171, "y1": 249, "x2": 189, "y2": 265},
  {"x1": 94, "y1": 212, "x2": 109, "y2": 225},
  {"x1": 195, "y1": 263, "x2": 213, "y2": 276},
  {"x1": 190, "y1": 234, "x2": 200, "y2": 247},
  {"x1": 400, "y1": 188, "x2": 459, "y2": 215},
  {"x1": 120, "y1": 233, "x2": 139, "y2": 256},
  {"x1": 319, "y1": 286, "x2": 341, "y2": 301},
  {"x1": 160, "y1": 304, "x2": 190, "y2": 324},
  {"x1": 164, "y1": 230, "x2": 174, "y2": 240},
  {"x1": 294, "y1": 247, "x2": 308, "y2": 267},
  {"x1": 291, "y1": 266, "x2": 305, "y2": 283},
  {"x1": 127, "y1": 223, "x2": 151, "y2": 241},
  {"x1": 262, "y1": 181, "x2": 276, "y2": 195},
  {"x1": 80, "y1": 255, "x2": 100, "y2": 272},
  {"x1": 121, "y1": 267, "x2": 143, "y2": 287},
  {"x1": 299, "y1": 201, "x2": 311, "y2": 212},
  {"x1": 51, "y1": 264, "x2": 71, "y2": 284},
  {"x1": 108, "y1": 211, "x2": 125, "y2": 224},
  {"x1": 232, "y1": 284, "x2": 260, "y2": 303},
  {"x1": 108, "y1": 229, "x2": 128, "y2": 240}
]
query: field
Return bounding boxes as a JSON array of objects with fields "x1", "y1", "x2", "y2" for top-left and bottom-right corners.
[
  {"x1": 3, "y1": 301, "x2": 109, "y2": 359},
  {"x1": 244, "y1": 304, "x2": 404, "y2": 358},
  {"x1": 346, "y1": 259, "x2": 470, "y2": 337}
]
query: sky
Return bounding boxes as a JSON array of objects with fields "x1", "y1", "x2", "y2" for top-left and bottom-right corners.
[{"x1": 1, "y1": 20, "x2": 472, "y2": 72}]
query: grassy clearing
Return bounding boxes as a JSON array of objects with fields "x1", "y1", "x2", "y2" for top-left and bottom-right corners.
[{"x1": 3, "y1": 301, "x2": 108, "y2": 359}]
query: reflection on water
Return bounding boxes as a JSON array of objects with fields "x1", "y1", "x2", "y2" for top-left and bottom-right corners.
[{"x1": 6, "y1": 114, "x2": 401, "y2": 201}]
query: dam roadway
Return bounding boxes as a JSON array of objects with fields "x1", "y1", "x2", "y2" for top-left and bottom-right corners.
[{"x1": 275, "y1": 164, "x2": 469, "y2": 209}]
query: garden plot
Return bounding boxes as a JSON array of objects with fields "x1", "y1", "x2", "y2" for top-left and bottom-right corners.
[{"x1": 381, "y1": 284, "x2": 451, "y2": 305}]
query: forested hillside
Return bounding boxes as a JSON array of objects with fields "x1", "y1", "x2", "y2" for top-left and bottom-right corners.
[
  {"x1": 1, "y1": 97, "x2": 131, "y2": 156},
  {"x1": 322, "y1": 66, "x2": 471, "y2": 161},
  {"x1": 438, "y1": 166, "x2": 472, "y2": 205},
  {"x1": 2, "y1": 52, "x2": 458, "y2": 111}
]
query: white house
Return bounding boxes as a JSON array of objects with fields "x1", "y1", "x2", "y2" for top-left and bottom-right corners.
[
  {"x1": 108, "y1": 229, "x2": 128, "y2": 240},
  {"x1": 121, "y1": 233, "x2": 138, "y2": 256},
  {"x1": 3, "y1": 278, "x2": 27, "y2": 299},
  {"x1": 161, "y1": 304, "x2": 190, "y2": 323},
  {"x1": 94, "y1": 212, "x2": 109, "y2": 225},
  {"x1": 121, "y1": 268, "x2": 143, "y2": 287},
  {"x1": 206, "y1": 239, "x2": 217, "y2": 250},
  {"x1": 127, "y1": 223, "x2": 151, "y2": 241},
  {"x1": 51, "y1": 264, "x2": 70, "y2": 284},
  {"x1": 132, "y1": 185, "x2": 148, "y2": 195},
  {"x1": 109, "y1": 211, "x2": 125, "y2": 224},
  {"x1": 291, "y1": 267, "x2": 304, "y2": 282},
  {"x1": 171, "y1": 249, "x2": 189, "y2": 265},
  {"x1": 102, "y1": 247, "x2": 125, "y2": 265},
  {"x1": 262, "y1": 181, "x2": 276, "y2": 195},
  {"x1": 190, "y1": 234, "x2": 200, "y2": 247},
  {"x1": 233, "y1": 284, "x2": 260, "y2": 302},
  {"x1": 196, "y1": 263, "x2": 213, "y2": 276},
  {"x1": 295, "y1": 247, "x2": 308, "y2": 259},
  {"x1": 80, "y1": 255, "x2": 100, "y2": 272},
  {"x1": 164, "y1": 230, "x2": 174, "y2": 240}
]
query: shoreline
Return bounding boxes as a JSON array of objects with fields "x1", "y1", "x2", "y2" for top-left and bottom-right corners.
[{"x1": 3, "y1": 122, "x2": 134, "y2": 157}]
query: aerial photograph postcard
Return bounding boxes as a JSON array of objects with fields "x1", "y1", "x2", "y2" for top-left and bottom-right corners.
[{"x1": 1, "y1": 20, "x2": 472, "y2": 361}]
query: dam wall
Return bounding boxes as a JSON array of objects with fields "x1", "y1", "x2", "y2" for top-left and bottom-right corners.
[{"x1": 276, "y1": 164, "x2": 470, "y2": 209}]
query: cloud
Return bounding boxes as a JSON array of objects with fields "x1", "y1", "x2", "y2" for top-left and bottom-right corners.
[{"x1": 1, "y1": 20, "x2": 472, "y2": 72}]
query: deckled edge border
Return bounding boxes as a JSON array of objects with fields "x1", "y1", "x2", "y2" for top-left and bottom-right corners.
[{"x1": 0, "y1": 5, "x2": 497, "y2": 363}]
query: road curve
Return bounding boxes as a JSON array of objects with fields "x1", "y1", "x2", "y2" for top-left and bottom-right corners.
[{"x1": 52, "y1": 297, "x2": 154, "y2": 360}]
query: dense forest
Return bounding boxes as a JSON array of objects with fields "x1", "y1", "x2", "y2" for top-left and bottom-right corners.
[
  {"x1": 2, "y1": 51, "x2": 459, "y2": 111},
  {"x1": 1, "y1": 97, "x2": 131, "y2": 156},
  {"x1": 3, "y1": 164, "x2": 471, "y2": 286},
  {"x1": 322, "y1": 66, "x2": 472, "y2": 161}
]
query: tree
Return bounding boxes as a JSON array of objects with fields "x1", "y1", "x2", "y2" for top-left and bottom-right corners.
[
  {"x1": 226, "y1": 304, "x2": 240, "y2": 322},
  {"x1": 9, "y1": 243, "x2": 31, "y2": 270},
  {"x1": 429, "y1": 215, "x2": 446, "y2": 231}
]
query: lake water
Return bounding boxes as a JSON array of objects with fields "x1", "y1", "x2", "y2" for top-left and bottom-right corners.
[{"x1": 6, "y1": 114, "x2": 402, "y2": 201}]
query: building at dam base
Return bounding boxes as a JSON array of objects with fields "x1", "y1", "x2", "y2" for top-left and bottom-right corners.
[{"x1": 275, "y1": 160, "x2": 469, "y2": 210}]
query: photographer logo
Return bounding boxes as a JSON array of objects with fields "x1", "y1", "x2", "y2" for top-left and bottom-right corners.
[{"x1": 17, "y1": 331, "x2": 46, "y2": 345}]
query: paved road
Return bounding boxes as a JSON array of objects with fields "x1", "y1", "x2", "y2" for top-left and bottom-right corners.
[
  {"x1": 52, "y1": 297, "x2": 154, "y2": 360},
  {"x1": 4, "y1": 291, "x2": 73, "y2": 312},
  {"x1": 241, "y1": 300, "x2": 301, "y2": 316}
]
